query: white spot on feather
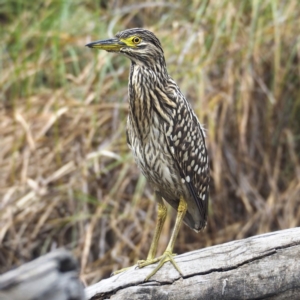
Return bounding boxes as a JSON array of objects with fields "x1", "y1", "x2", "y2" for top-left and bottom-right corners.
[
  {"x1": 183, "y1": 151, "x2": 189, "y2": 162},
  {"x1": 161, "y1": 165, "x2": 172, "y2": 184}
]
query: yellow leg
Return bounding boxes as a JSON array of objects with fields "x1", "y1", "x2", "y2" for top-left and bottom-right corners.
[
  {"x1": 139, "y1": 196, "x2": 187, "y2": 281},
  {"x1": 112, "y1": 193, "x2": 167, "y2": 276},
  {"x1": 145, "y1": 195, "x2": 167, "y2": 260}
]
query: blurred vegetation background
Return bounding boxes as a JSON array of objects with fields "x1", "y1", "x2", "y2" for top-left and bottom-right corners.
[{"x1": 1, "y1": 0, "x2": 300, "y2": 285}]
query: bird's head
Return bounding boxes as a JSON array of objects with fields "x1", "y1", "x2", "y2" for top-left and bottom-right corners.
[{"x1": 86, "y1": 28, "x2": 165, "y2": 67}]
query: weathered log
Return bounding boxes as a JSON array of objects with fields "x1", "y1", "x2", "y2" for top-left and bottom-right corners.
[
  {"x1": 0, "y1": 249, "x2": 86, "y2": 300},
  {"x1": 86, "y1": 227, "x2": 300, "y2": 300}
]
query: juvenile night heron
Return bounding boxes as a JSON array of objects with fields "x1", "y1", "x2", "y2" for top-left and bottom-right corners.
[{"x1": 86, "y1": 28, "x2": 209, "y2": 281}]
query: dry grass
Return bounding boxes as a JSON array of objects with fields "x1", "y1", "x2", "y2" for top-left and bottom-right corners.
[{"x1": 1, "y1": 0, "x2": 300, "y2": 284}]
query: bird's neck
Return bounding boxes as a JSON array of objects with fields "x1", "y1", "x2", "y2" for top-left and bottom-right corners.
[
  {"x1": 129, "y1": 64, "x2": 177, "y2": 140},
  {"x1": 128, "y1": 62, "x2": 174, "y2": 140}
]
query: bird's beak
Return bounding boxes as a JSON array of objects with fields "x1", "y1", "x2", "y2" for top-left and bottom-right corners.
[{"x1": 85, "y1": 38, "x2": 126, "y2": 52}]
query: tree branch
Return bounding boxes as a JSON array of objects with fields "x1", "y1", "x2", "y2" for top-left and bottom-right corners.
[
  {"x1": 0, "y1": 250, "x2": 85, "y2": 300},
  {"x1": 86, "y1": 227, "x2": 300, "y2": 300}
]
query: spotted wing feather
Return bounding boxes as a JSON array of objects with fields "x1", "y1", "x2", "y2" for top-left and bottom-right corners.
[{"x1": 165, "y1": 89, "x2": 209, "y2": 224}]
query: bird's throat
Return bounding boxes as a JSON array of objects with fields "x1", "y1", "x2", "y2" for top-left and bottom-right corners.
[{"x1": 128, "y1": 64, "x2": 153, "y2": 140}]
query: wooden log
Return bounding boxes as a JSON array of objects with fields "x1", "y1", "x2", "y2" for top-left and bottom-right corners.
[
  {"x1": 86, "y1": 227, "x2": 300, "y2": 300},
  {"x1": 0, "y1": 249, "x2": 86, "y2": 300}
]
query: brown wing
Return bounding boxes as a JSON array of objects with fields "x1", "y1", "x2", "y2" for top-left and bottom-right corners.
[{"x1": 165, "y1": 93, "x2": 210, "y2": 224}]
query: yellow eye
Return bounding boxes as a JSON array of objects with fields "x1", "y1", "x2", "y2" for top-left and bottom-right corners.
[{"x1": 132, "y1": 37, "x2": 141, "y2": 44}]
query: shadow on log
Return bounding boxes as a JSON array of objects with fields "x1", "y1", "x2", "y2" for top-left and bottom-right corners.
[
  {"x1": 86, "y1": 227, "x2": 300, "y2": 300},
  {"x1": 0, "y1": 249, "x2": 85, "y2": 300}
]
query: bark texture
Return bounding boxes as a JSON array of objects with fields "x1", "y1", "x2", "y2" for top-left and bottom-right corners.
[{"x1": 86, "y1": 228, "x2": 300, "y2": 300}]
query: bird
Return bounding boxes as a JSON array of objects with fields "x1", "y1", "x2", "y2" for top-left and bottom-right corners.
[{"x1": 86, "y1": 28, "x2": 209, "y2": 281}]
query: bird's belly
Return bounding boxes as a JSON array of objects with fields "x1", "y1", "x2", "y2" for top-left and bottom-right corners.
[
  {"x1": 128, "y1": 130, "x2": 183, "y2": 200},
  {"x1": 127, "y1": 121, "x2": 205, "y2": 232}
]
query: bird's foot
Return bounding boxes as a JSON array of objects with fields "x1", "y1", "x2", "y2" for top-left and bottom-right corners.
[
  {"x1": 111, "y1": 252, "x2": 183, "y2": 281},
  {"x1": 137, "y1": 250, "x2": 183, "y2": 281}
]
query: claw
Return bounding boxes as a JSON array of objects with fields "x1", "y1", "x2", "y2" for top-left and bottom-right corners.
[{"x1": 138, "y1": 251, "x2": 183, "y2": 281}]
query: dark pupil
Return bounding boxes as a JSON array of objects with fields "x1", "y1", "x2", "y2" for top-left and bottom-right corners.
[{"x1": 134, "y1": 38, "x2": 139, "y2": 43}]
